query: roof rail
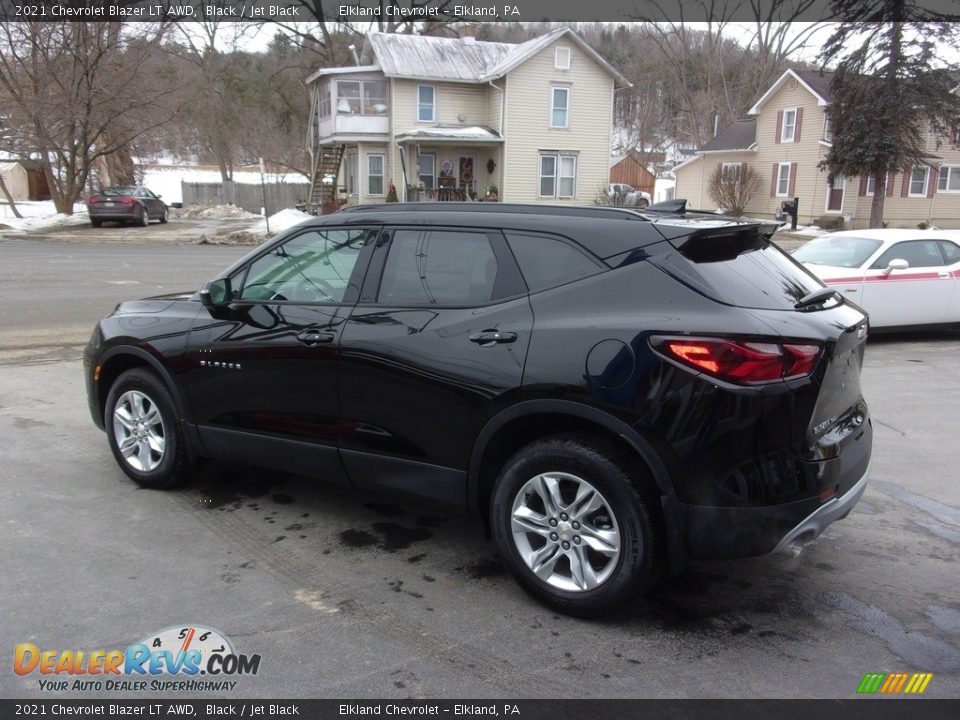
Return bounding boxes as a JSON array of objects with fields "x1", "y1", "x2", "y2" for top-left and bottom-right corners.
[{"x1": 335, "y1": 202, "x2": 651, "y2": 221}]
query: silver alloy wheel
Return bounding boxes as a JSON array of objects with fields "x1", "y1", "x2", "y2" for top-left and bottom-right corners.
[
  {"x1": 113, "y1": 390, "x2": 165, "y2": 472},
  {"x1": 511, "y1": 472, "x2": 621, "y2": 592}
]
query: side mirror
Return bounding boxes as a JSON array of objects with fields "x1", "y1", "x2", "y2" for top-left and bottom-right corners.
[
  {"x1": 883, "y1": 258, "x2": 909, "y2": 276},
  {"x1": 200, "y1": 278, "x2": 232, "y2": 308}
]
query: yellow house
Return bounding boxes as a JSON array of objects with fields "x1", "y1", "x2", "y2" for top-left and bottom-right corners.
[
  {"x1": 305, "y1": 27, "x2": 629, "y2": 210},
  {"x1": 674, "y1": 68, "x2": 960, "y2": 229}
]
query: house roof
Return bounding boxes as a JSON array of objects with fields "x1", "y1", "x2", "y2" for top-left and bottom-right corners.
[
  {"x1": 395, "y1": 125, "x2": 503, "y2": 143},
  {"x1": 305, "y1": 65, "x2": 382, "y2": 84},
  {"x1": 698, "y1": 118, "x2": 757, "y2": 152},
  {"x1": 748, "y1": 68, "x2": 835, "y2": 115},
  {"x1": 349, "y1": 28, "x2": 630, "y2": 87}
]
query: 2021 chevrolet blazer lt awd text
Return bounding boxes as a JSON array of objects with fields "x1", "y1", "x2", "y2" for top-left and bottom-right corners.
[{"x1": 85, "y1": 202, "x2": 872, "y2": 616}]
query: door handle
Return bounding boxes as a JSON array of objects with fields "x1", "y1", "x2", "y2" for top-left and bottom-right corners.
[
  {"x1": 296, "y1": 330, "x2": 335, "y2": 347},
  {"x1": 469, "y1": 329, "x2": 517, "y2": 346}
]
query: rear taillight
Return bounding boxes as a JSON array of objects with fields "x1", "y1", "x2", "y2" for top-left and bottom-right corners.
[
  {"x1": 87, "y1": 195, "x2": 99, "y2": 204},
  {"x1": 653, "y1": 336, "x2": 821, "y2": 385}
]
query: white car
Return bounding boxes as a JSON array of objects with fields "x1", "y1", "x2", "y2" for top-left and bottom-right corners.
[
  {"x1": 792, "y1": 229, "x2": 960, "y2": 329},
  {"x1": 608, "y1": 183, "x2": 651, "y2": 208}
]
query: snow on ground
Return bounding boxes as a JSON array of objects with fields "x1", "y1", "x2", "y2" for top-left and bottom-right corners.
[
  {"x1": 250, "y1": 208, "x2": 314, "y2": 235},
  {"x1": 0, "y1": 200, "x2": 89, "y2": 231},
  {"x1": 178, "y1": 204, "x2": 260, "y2": 220},
  {"x1": 142, "y1": 166, "x2": 308, "y2": 205},
  {"x1": 788, "y1": 225, "x2": 828, "y2": 237}
]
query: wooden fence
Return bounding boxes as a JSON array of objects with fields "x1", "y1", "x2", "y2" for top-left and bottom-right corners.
[{"x1": 181, "y1": 180, "x2": 309, "y2": 215}]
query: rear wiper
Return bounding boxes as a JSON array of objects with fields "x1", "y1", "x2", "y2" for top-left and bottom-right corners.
[{"x1": 795, "y1": 287, "x2": 842, "y2": 310}]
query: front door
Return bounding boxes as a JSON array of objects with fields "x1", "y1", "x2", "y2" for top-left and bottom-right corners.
[
  {"x1": 337, "y1": 226, "x2": 532, "y2": 507},
  {"x1": 860, "y1": 239, "x2": 955, "y2": 326},
  {"x1": 183, "y1": 226, "x2": 377, "y2": 482},
  {"x1": 827, "y1": 175, "x2": 845, "y2": 212},
  {"x1": 459, "y1": 156, "x2": 475, "y2": 197}
]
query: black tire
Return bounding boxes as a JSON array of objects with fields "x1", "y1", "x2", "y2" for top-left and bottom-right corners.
[
  {"x1": 636, "y1": 198, "x2": 649, "y2": 209},
  {"x1": 139, "y1": 204, "x2": 150, "y2": 226},
  {"x1": 91, "y1": 219, "x2": 102, "y2": 228},
  {"x1": 104, "y1": 368, "x2": 191, "y2": 489},
  {"x1": 159, "y1": 205, "x2": 168, "y2": 224},
  {"x1": 490, "y1": 434, "x2": 662, "y2": 617}
]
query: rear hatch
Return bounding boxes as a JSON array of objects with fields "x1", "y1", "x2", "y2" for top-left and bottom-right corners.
[{"x1": 645, "y1": 217, "x2": 869, "y2": 467}]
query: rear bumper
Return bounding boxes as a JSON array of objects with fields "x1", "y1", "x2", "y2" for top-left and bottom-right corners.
[
  {"x1": 772, "y1": 458, "x2": 870, "y2": 554},
  {"x1": 88, "y1": 205, "x2": 140, "y2": 220}
]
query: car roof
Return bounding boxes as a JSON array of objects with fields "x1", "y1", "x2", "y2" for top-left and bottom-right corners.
[
  {"x1": 306, "y1": 203, "x2": 765, "y2": 260},
  {"x1": 827, "y1": 228, "x2": 960, "y2": 244}
]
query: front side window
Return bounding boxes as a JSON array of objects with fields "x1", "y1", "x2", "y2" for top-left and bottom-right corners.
[
  {"x1": 909, "y1": 167, "x2": 929, "y2": 196},
  {"x1": 367, "y1": 154, "x2": 385, "y2": 196},
  {"x1": 378, "y1": 230, "x2": 499, "y2": 306},
  {"x1": 551, "y1": 86, "x2": 569, "y2": 128},
  {"x1": 776, "y1": 163, "x2": 791, "y2": 196},
  {"x1": 240, "y1": 229, "x2": 369, "y2": 303},
  {"x1": 870, "y1": 240, "x2": 945, "y2": 269},
  {"x1": 938, "y1": 166, "x2": 960, "y2": 192},
  {"x1": 781, "y1": 108, "x2": 797, "y2": 142},
  {"x1": 417, "y1": 85, "x2": 435, "y2": 122}
]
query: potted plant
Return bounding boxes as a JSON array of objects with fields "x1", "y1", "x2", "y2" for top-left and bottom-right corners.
[{"x1": 484, "y1": 184, "x2": 499, "y2": 202}]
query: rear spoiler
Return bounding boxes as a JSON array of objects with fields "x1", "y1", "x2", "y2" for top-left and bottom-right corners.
[{"x1": 647, "y1": 199, "x2": 783, "y2": 242}]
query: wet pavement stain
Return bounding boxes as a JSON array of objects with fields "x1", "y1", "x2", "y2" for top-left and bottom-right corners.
[
  {"x1": 363, "y1": 502, "x2": 404, "y2": 517},
  {"x1": 271, "y1": 493, "x2": 295, "y2": 504},
  {"x1": 340, "y1": 529, "x2": 378, "y2": 548},
  {"x1": 370, "y1": 522, "x2": 432, "y2": 552},
  {"x1": 407, "y1": 553, "x2": 427, "y2": 563},
  {"x1": 456, "y1": 556, "x2": 506, "y2": 580},
  {"x1": 818, "y1": 591, "x2": 960, "y2": 673}
]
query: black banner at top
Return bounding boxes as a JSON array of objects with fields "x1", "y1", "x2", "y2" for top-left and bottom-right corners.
[{"x1": 1, "y1": 0, "x2": 959, "y2": 23}]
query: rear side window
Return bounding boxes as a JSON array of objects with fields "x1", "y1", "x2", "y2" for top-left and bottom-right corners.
[
  {"x1": 379, "y1": 229, "x2": 499, "y2": 306},
  {"x1": 505, "y1": 232, "x2": 602, "y2": 292},
  {"x1": 870, "y1": 240, "x2": 945, "y2": 269},
  {"x1": 938, "y1": 240, "x2": 960, "y2": 264}
]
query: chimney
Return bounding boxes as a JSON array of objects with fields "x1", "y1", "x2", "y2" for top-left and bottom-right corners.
[
  {"x1": 348, "y1": 44, "x2": 360, "y2": 65},
  {"x1": 457, "y1": 23, "x2": 478, "y2": 44}
]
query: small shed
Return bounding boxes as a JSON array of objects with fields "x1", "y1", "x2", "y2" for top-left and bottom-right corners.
[
  {"x1": 0, "y1": 160, "x2": 50, "y2": 201},
  {"x1": 609, "y1": 152, "x2": 656, "y2": 196}
]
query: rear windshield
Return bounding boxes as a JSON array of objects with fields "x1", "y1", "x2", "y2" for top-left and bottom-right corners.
[
  {"x1": 792, "y1": 235, "x2": 882, "y2": 268},
  {"x1": 651, "y1": 234, "x2": 824, "y2": 311},
  {"x1": 102, "y1": 187, "x2": 138, "y2": 196}
]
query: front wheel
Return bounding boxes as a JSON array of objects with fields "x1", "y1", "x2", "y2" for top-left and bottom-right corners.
[
  {"x1": 105, "y1": 368, "x2": 191, "y2": 489},
  {"x1": 138, "y1": 205, "x2": 150, "y2": 226},
  {"x1": 159, "y1": 206, "x2": 168, "y2": 224},
  {"x1": 490, "y1": 435, "x2": 662, "y2": 617}
]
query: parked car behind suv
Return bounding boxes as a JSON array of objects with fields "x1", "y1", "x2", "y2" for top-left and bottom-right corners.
[{"x1": 84, "y1": 202, "x2": 872, "y2": 616}]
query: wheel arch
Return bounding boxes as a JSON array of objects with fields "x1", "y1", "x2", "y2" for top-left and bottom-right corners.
[
  {"x1": 468, "y1": 400, "x2": 676, "y2": 518},
  {"x1": 95, "y1": 345, "x2": 189, "y2": 426}
]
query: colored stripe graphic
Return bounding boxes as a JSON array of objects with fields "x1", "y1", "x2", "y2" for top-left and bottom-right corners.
[{"x1": 857, "y1": 672, "x2": 933, "y2": 694}]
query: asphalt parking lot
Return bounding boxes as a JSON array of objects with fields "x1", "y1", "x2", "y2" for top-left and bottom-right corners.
[{"x1": 1, "y1": 238, "x2": 959, "y2": 699}]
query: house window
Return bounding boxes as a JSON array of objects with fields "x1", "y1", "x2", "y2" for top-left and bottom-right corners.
[
  {"x1": 550, "y1": 86, "x2": 570, "y2": 128},
  {"x1": 318, "y1": 81, "x2": 331, "y2": 117},
  {"x1": 554, "y1": 47, "x2": 571, "y2": 70},
  {"x1": 822, "y1": 117, "x2": 832, "y2": 142},
  {"x1": 417, "y1": 85, "x2": 435, "y2": 123},
  {"x1": 345, "y1": 151, "x2": 357, "y2": 196},
  {"x1": 337, "y1": 81, "x2": 361, "y2": 114},
  {"x1": 781, "y1": 108, "x2": 797, "y2": 142},
  {"x1": 865, "y1": 175, "x2": 875, "y2": 195},
  {"x1": 938, "y1": 166, "x2": 960, "y2": 192},
  {"x1": 721, "y1": 162, "x2": 742, "y2": 183},
  {"x1": 367, "y1": 154, "x2": 385, "y2": 196},
  {"x1": 908, "y1": 167, "x2": 929, "y2": 196},
  {"x1": 539, "y1": 153, "x2": 577, "y2": 198},
  {"x1": 418, "y1": 152, "x2": 436, "y2": 190},
  {"x1": 362, "y1": 81, "x2": 387, "y2": 115},
  {"x1": 776, "y1": 162, "x2": 791, "y2": 196}
]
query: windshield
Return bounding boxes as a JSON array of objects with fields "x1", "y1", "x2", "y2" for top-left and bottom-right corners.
[{"x1": 792, "y1": 235, "x2": 882, "y2": 268}]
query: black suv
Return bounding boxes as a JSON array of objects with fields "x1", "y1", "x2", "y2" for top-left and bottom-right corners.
[{"x1": 84, "y1": 202, "x2": 872, "y2": 616}]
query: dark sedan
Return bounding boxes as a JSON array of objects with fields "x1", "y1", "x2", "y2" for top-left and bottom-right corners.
[{"x1": 87, "y1": 186, "x2": 168, "y2": 227}]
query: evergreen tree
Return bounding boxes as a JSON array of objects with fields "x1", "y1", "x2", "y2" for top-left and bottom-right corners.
[{"x1": 818, "y1": 0, "x2": 960, "y2": 227}]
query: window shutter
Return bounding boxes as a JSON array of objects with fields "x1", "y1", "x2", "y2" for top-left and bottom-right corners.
[
  {"x1": 771, "y1": 164, "x2": 779, "y2": 196},
  {"x1": 901, "y1": 169, "x2": 910, "y2": 197},
  {"x1": 951, "y1": 121, "x2": 958, "y2": 145},
  {"x1": 886, "y1": 171, "x2": 895, "y2": 197},
  {"x1": 928, "y1": 167, "x2": 938, "y2": 198},
  {"x1": 788, "y1": 163, "x2": 797, "y2": 197},
  {"x1": 794, "y1": 108, "x2": 803, "y2": 142},
  {"x1": 858, "y1": 176, "x2": 867, "y2": 196},
  {"x1": 775, "y1": 111, "x2": 783, "y2": 144}
]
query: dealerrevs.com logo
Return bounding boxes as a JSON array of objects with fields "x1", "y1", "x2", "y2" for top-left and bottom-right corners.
[{"x1": 14, "y1": 625, "x2": 261, "y2": 692}]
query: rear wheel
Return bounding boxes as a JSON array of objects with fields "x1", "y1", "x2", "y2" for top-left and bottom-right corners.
[
  {"x1": 490, "y1": 434, "x2": 662, "y2": 617},
  {"x1": 105, "y1": 369, "x2": 190, "y2": 489},
  {"x1": 636, "y1": 198, "x2": 649, "y2": 209}
]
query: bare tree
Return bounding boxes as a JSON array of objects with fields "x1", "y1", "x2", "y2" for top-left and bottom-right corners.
[
  {"x1": 0, "y1": 22, "x2": 176, "y2": 213},
  {"x1": 708, "y1": 162, "x2": 761, "y2": 215}
]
